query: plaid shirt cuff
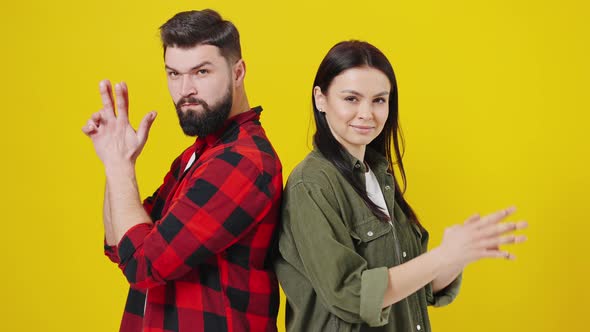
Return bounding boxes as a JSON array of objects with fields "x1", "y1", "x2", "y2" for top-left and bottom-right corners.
[
  {"x1": 104, "y1": 239, "x2": 120, "y2": 264},
  {"x1": 117, "y1": 223, "x2": 153, "y2": 265}
]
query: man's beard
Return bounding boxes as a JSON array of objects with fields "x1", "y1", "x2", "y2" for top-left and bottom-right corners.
[{"x1": 175, "y1": 88, "x2": 233, "y2": 137}]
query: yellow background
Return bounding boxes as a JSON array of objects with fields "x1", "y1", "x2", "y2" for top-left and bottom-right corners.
[{"x1": 1, "y1": 0, "x2": 588, "y2": 331}]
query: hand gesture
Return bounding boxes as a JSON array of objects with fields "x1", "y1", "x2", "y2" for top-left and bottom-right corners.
[
  {"x1": 81, "y1": 80, "x2": 157, "y2": 166},
  {"x1": 438, "y1": 207, "x2": 528, "y2": 268}
]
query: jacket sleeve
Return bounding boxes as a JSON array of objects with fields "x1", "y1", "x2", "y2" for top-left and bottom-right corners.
[
  {"x1": 418, "y1": 224, "x2": 462, "y2": 307},
  {"x1": 280, "y1": 181, "x2": 391, "y2": 327},
  {"x1": 116, "y1": 150, "x2": 280, "y2": 289},
  {"x1": 426, "y1": 273, "x2": 462, "y2": 307}
]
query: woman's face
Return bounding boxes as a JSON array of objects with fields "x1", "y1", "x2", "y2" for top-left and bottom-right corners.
[{"x1": 314, "y1": 66, "x2": 391, "y2": 159}]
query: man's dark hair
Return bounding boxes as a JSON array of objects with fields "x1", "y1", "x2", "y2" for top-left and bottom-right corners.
[{"x1": 160, "y1": 9, "x2": 242, "y2": 63}]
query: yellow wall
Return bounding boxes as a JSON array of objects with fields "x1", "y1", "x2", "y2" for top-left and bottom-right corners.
[{"x1": 1, "y1": 0, "x2": 588, "y2": 331}]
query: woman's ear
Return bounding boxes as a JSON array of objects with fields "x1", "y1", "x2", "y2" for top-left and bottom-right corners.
[{"x1": 313, "y1": 86, "x2": 326, "y2": 112}]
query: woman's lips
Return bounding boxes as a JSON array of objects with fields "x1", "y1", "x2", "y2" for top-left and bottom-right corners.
[{"x1": 350, "y1": 124, "x2": 375, "y2": 134}]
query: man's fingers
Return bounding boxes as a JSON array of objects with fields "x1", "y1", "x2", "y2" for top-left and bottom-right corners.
[
  {"x1": 137, "y1": 111, "x2": 157, "y2": 144},
  {"x1": 91, "y1": 111, "x2": 102, "y2": 124},
  {"x1": 99, "y1": 80, "x2": 116, "y2": 120},
  {"x1": 82, "y1": 120, "x2": 97, "y2": 136},
  {"x1": 122, "y1": 81, "x2": 129, "y2": 110},
  {"x1": 115, "y1": 83, "x2": 129, "y2": 121}
]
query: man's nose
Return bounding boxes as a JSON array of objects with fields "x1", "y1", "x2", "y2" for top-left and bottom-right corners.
[{"x1": 180, "y1": 74, "x2": 197, "y2": 97}]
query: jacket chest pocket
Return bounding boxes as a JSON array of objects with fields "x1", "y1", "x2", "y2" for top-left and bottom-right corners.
[
  {"x1": 394, "y1": 221, "x2": 429, "y2": 262},
  {"x1": 349, "y1": 218, "x2": 394, "y2": 268}
]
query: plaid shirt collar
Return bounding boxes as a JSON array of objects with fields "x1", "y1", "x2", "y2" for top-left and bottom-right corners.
[
  {"x1": 180, "y1": 106, "x2": 263, "y2": 173},
  {"x1": 196, "y1": 106, "x2": 262, "y2": 151}
]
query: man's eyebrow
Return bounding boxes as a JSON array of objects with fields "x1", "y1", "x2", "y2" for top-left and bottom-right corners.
[{"x1": 165, "y1": 61, "x2": 214, "y2": 72}]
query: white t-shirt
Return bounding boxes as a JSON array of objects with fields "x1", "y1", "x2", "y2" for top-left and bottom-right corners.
[
  {"x1": 365, "y1": 166, "x2": 391, "y2": 218},
  {"x1": 184, "y1": 152, "x2": 196, "y2": 172}
]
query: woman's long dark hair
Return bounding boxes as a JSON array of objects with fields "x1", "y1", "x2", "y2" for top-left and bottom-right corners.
[{"x1": 312, "y1": 40, "x2": 419, "y2": 225}]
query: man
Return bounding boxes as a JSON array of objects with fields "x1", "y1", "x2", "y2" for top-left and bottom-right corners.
[{"x1": 82, "y1": 9, "x2": 282, "y2": 332}]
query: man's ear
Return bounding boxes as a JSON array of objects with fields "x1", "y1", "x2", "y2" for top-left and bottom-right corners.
[{"x1": 233, "y1": 59, "x2": 246, "y2": 87}]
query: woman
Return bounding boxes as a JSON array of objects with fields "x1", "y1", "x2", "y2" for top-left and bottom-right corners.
[{"x1": 275, "y1": 41, "x2": 527, "y2": 331}]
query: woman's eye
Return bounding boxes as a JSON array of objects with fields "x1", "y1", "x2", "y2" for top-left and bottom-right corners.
[
  {"x1": 374, "y1": 98, "x2": 386, "y2": 104},
  {"x1": 344, "y1": 96, "x2": 358, "y2": 102}
]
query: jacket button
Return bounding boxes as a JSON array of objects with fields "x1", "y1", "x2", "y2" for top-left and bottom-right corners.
[
  {"x1": 354, "y1": 163, "x2": 361, "y2": 168},
  {"x1": 402, "y1": 251, "x2": 407, "y2": 258},
  {"x1": 417, "y1": 325, "x2": 421, "y2": 330},
  {"x1": 367, "y1": 231, "x2": 374, "y2": 237},
  {"x1": 384, "y1": 185, "x2": 391, "y2": 190}
]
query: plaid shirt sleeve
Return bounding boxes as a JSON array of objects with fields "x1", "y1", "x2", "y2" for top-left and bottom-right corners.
[
  {"x1": 103, "y1": 155, "x2": 182, "y2": 265},
  {"x1": 104, "y1": 194, "x2": 159, "y2": 264},
  {"x1": 116, "y1": 148, "x2": 277, "y2": 289}
]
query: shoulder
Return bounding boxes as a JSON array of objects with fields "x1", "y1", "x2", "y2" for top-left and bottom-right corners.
[
  {"x1": 286, "y1": 151, "x2": 342, "y2": 192},
  {"x1": 205, "y1": 129, "x2": 281, "y2": 176},
  {"x1": 164, "y1": 145, "x2": 196, "y2": 179}
]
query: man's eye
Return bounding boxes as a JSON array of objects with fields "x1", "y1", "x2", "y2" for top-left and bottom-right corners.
[
  {"x1": 197, "y1": 69, "x2": 209, "y2": 75},
  {"x1": 168, "y1": 71, "x2": 179, "y2": 78}
]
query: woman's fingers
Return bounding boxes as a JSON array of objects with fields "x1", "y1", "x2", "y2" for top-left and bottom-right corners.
[
  {"x1": 471, "y1": 206, "x2": 517, "y2": 229},
  {"x1": 479, "y1": 249, "x2": 516, "y2": 260},
  {"x1": 479, "y1": 234, "x2": 528, "y2": 249},
  {"x1": 464, "y1": 213, "x2": 481, "y2": 225},
  {"x1": 478, "y1": 220, "x2": 528, "y2": 239}
]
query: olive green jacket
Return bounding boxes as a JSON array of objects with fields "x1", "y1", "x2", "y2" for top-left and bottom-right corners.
[{"x1": 275, "y1": 148, "x2": 461, "y2": 332}]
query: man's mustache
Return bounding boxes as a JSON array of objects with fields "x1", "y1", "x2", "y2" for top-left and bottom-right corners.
[{"x1": 176, "y1": 97, "x2": 208, "y2": 109}]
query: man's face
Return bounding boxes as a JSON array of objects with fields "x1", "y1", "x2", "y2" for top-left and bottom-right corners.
[{"x1": 165, "y1": 44, "x2": 233, "y2": 137}]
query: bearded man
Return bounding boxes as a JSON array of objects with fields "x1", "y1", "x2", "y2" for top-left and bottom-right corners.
[{"x1": 81, "y1": 9, "x2": 282, "y2": 332}]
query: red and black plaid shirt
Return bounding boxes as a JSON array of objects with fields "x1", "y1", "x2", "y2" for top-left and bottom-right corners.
[{"x1": 104, "y1": 107, "x2": 282, "y2": 332}]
